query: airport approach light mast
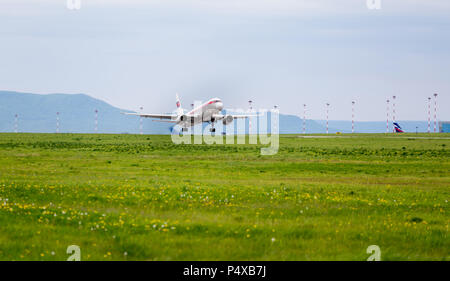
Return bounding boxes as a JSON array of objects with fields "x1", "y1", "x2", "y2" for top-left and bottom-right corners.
[
  {"x1": 273, "y1": 105, "x2": 278, "y2": 134},
  {"x1": 95, "y1": 109, "x2": 98, "y2": 133},
  {"x1": 14, "y1": 114, "x2": 18, "y2": 133},
  {"x1": 56, "y1": 112, "x2": 60, "y2": 134},
  {"x1": 248, "y1": 100, "x2": 257, "y2": 143},
  {"x1": 428, "y1": 97, "x2": 431, "y2": 133},
  {"x1": 248, "y1": 100, "x2": 253, "y2": 135},
  {"x1": 386, "y1": 99, "x2": 390, "y2": 133},
  {"x1": 303, "y1": 104, "x2": 306, "y2": 134},
  {"x1": 140, "y1": 106, "x2": 144, "y2": 135},
  {"x1": 352, "y1": 101, "x2": 355, "y2": 134},
  {"x1": 433, "y1": 93, "x2": 437, "y2": 133},
  {"x1": 433, "y1": 93, "x2": 438, "y2": 133},
  {"x1": 392, "y1": 95, "x2": 396, "y2": 133}
]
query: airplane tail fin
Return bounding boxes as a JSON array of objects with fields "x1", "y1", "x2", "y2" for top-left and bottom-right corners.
[
  {"x1": 176, "y1": 93, "x2": 184, "y2": 116},
  {"x1": 393, "y1": 122, "x2": 404, "y2": 133}
]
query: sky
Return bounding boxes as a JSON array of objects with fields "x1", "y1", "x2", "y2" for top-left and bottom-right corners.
[{"x1": 0, "y1": 0, "x2": 449, "y2": 121}]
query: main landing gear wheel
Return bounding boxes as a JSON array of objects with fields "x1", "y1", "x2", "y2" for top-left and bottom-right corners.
[{"x1": 179, "y1": 128, "x2": 188, "y2": 136}]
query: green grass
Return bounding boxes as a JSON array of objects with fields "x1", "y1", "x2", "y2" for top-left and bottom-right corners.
[{"x1": 0, "y1": 133, "x2": 448, "y2": 261}]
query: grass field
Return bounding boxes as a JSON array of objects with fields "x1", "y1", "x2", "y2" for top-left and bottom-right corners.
[{"x1": 0, "y1": 133, "x2": 448, "y2": 261}]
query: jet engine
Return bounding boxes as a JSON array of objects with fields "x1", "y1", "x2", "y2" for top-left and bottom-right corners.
[
  {"x1": 222, "y1": 115, "x2": 234, "y2": 125},
  {"x1": 179, "y1": 115, "x2": 188, "y2": 122}
]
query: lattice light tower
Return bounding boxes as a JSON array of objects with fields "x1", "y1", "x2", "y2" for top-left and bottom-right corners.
[
  {"x1": 273, "y1": 105, "x2": 278, "y2": 134},
  {"x1": 94, "y1": 109, "x2": 98, "y2": 133},
  {"x1": 433, "y1": 93, "x2": 438, "y2": 133},
  {"x1": 428, "y1": 97, "x2": 431, "y2": 133},
  {"x1": 352, "y1": 101, "x2": 355, "y2": 133},
  {"x1": 392, "y1": 95, "x2": 396, "y2": 133},
  {"x1": 14, "y1": 114, "x2": 18, "y2": 133},
  {"x1": 56, "y1": 112, "x2": 60, "y2": 133},
  {"x1": 139, "y1": 106, "x2": 144, "y2": 135},
  {"x1": 303, "y1": 104, "x2": 306, "y2": 134},
  {"x1": 386, "y1": 99, "x2": 390, "y2": 133},
  {"x1": 248, "y1": 100, "x2": 253, "y2": 135}
]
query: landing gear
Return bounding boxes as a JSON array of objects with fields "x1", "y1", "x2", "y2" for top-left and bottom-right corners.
[
  {"x1": 209, "y1": 120, "x2": 216, "y2": 133},
  {"x1": 178, "y1": 127, "x2": 188, "y2": 136}
]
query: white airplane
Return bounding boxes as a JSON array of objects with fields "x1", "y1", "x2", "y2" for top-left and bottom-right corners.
[{"x1": 123, "y1": 94, "x2": 253, "y2": 133}]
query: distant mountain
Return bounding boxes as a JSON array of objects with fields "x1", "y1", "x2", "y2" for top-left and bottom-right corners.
[
  {"x1": 0, "y1": 91, "x2": 171, "y2": 134},
  {"x1": 0, "y1": 91, "x2": 429, "y2": 134}
]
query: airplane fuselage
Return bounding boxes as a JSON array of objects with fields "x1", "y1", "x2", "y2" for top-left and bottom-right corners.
[{"x1": 177, "y1": 98, "x2": 224, "y2": 128}]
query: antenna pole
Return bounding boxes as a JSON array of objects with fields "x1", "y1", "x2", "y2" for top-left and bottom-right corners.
[
  {"x1": 386, "y1": 99, "x2": 390, "y2": 133},
  {"x1": 428, "y1": 97, "x2": 431, "y2": 133},
  {"x1": 56, "y1": 112, "x2": 60, "y2": 133},
  {"x1": 433, "y1": 93, "x2": 438, "y2": 133},
  {"x1": 14, "y1": 114, "x2": 18, "y2": 133},
  {"x1": 140, "y1": 106, "x2": 143, "y2": 135},
  {"x1": 392, "y1": 95, "x2": 396, "y2": 133},
  {"x1": 95, "y1": 109, "x2": 98, "y2": 133},
  {"x1": 352, "y1": 101, "x2": 355, "y2": 133},
  {"x1": 303, "y1": 104, "x2": 306, "y2": 134},
  {"x1": 248, "y1": 100, "x2": 253, "y2": 135}
]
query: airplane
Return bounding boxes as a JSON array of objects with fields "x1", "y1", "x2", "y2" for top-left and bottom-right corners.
[{"x1": 123, "y1": 94, "x2": 254, "y2": 134}]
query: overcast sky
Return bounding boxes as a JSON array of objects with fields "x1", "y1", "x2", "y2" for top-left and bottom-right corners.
[{"x1": 0, "y1": 0, "x2": 448, "y2": 121}]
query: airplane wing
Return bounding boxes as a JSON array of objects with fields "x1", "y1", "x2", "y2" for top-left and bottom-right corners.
[
  {"x1": 122, "y1": 112, "x2": 177, "y2": 120},
  {"x1": 212, "y1": 114, "x2": 259, "y2": 120},
  {"x1": 151, "y1": 120, "x2": 178, "y2": 123}
]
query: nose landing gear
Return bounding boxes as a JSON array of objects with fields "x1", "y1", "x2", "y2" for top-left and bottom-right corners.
[
  {"x1": 209, "y1": 119, "x2": 216, "y2": 133},
  {"x1": 178, "y1": 127, "x2": 189, "y2": 136}
]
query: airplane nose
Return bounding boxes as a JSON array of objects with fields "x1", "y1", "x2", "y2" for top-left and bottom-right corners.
[{"x1": 216, "y1": 102, "x2": 223, "y2": 110}]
